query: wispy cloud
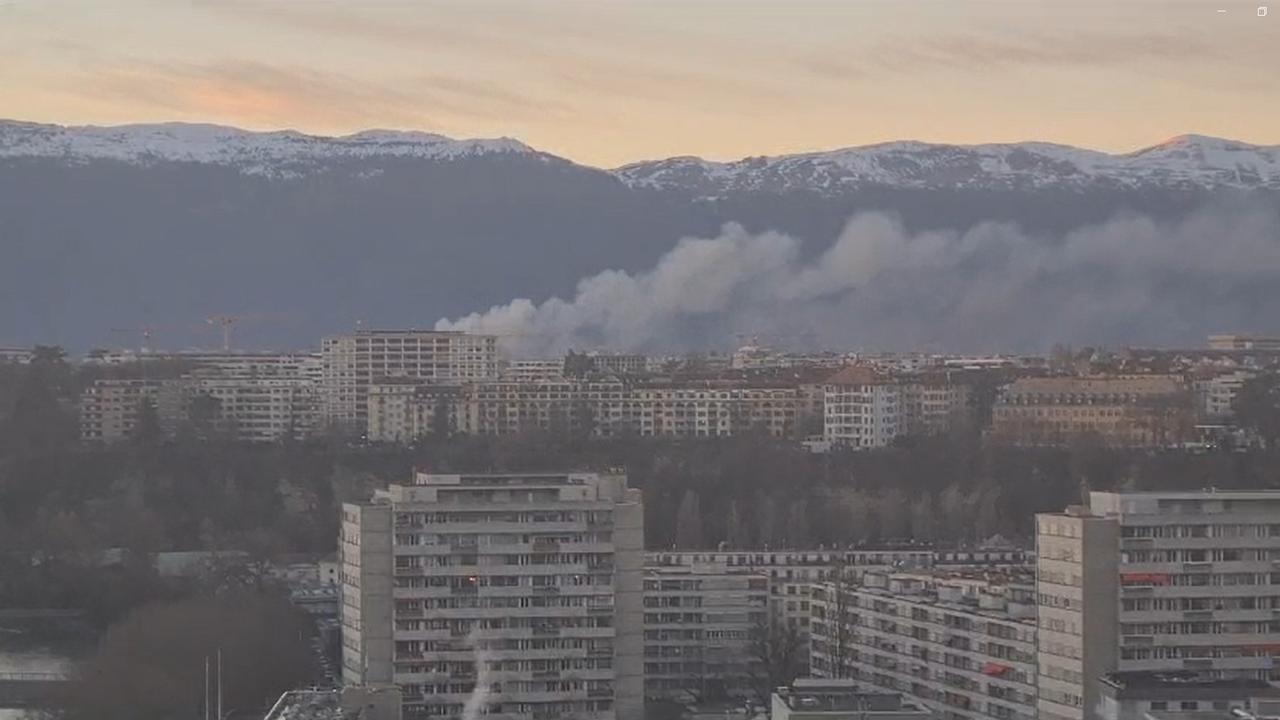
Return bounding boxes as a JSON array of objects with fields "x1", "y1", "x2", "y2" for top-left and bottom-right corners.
[{"x1": 800, "y1": 30, "x2": 1224, "y2": 79}]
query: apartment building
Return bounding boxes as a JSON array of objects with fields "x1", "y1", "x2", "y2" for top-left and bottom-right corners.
[
  {"x1": 340, "y1": 472, "x2": 645, "y2": 720},
  {"x1": 1036, "y1": 491, "x2": 1280, "y2": 720},
  {"x1": 621, "y1": 382, "x2": 803, "y2": 438},
  {"x1": 1035, "y1": 505, "x2": 1121, "y2": 720},
  {"x1": 771, "y1": 679, "x2": 932, "y2": 720},
  {"x1": 990, "y1": 375, "x2": 1193, "y2": 448},
  {"x1": 823, "y1": 367, "x2": 969, "y2": 449},
  {"x1": 647, "y1": 549, "x2": 938, "y2": 675},
  {"x1": 1192, "y1": 370, "x2": 1259, "y2": 422},
  {"x1": 587, "y1": 353, "x2": 648, "y2": 377},
  {"x1": 79, "y1": 378, "x2": 189, "y2": 442},
  {"x1": 809, "y1": 567, "x2": 1038, "y2": 720},
  {"x1": 321, "y1": 330, "x2": 499, "y2": 429},
  {"x1": 189, "y1": 375, "x2": 320, "y2": 442},
  {"x1": 505, "y1": 360, "x2": 567, "y2": 382},
  {"x1": 365, "y1": 377, "x2": 808, "y2": 443},
  {"x1": 465, "y1": 377, "x2": 625, "y2": 437},
  {"x1": 642, "y1": 564, "x2": 769, "y2": 701},
  {"x1": 366, "y1": 381, "x2": 464, "y2": 443}
]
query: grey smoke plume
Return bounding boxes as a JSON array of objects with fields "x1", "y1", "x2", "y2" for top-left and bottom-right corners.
[{"x1": 437, "y1": 203, "x2": 1280, "y2": 355}]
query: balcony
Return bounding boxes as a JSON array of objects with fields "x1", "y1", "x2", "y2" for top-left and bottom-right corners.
[
  {"x1": 532, "y1": 539, "x2": 561, "y2": 553},
  {"x1": 588, "y1": 687, "x2": 613, "y2": 698},
  {"x1": 395, "y1": 566, "x2": 425, "y2": 576},
  {"x1": 397, "y1": 606, "x2": 425, "y2": 617},
  {"x1": 533, "y1": 626, "x2": 561, "y2": 637},
  {"x1": 452, "y1": 585, "x2": 479, "y2": 595},
  {"x1": 532, "y1": 669, "x2": 561, "y2": 680},
  {"x1": 533, "y1": 586, "x2": 561, "y2": 595}
]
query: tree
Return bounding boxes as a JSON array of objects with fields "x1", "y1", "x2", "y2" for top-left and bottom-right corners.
[
  {"x1": 725, "y1": 499, "x2": 750, "y2": 549},
  {"x1": 1236, "y1": 375, "x2": 1280, "y2": 449},
  {"x1": 674, "y1": 490, "x2": 703, "y2": 548},
  {"x1": 747, "y1": 617, "x2": 804, "y2": 707},
  {"x1": 131, "y1": 398, "x2": 163, "y2": 445},
  {"x1": 57, "y1": 591, "x2": 317, "y2": 720}
]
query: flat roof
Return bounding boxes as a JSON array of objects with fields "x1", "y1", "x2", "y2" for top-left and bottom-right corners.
[{"x1": 1102, "y1": 672, "x2": 1280, "y2": 700}]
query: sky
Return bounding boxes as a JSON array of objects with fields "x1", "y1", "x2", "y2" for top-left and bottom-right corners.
[{"x1": 1, "y1": 0, "x2": 1277, "y2": 167}]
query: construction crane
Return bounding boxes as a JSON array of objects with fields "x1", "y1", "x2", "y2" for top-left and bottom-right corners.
[
  {"x1": 110, "y1": 326, "x2": 157, "y2": 354},
  {"x1": 206, "y1": 315, "x2": 240, "y2": 352}
]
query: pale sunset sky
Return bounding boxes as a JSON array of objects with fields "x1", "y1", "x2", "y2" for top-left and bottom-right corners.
[{"x1": 1, "y1": 0, "x2": 1276, "y2": 167}]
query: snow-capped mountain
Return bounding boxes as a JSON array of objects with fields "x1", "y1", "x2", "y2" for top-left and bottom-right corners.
[
  {"x1": 2, "y1": 120, "x2": 1278, "y2": 192},
  {"x1": 0, "y1": 120, "x2": 536, "y2": 174},
  {"x1": 613, "y1": 135, "x2": 1280, "y2": 193}
]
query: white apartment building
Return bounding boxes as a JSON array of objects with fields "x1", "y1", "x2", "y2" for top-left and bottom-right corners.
[
  {"x1": 823, "y1": 367, "x2": 968, "y2": 449},
  {"x1": 809, "y1": 567, "x2": 1038, "y2": 720},
  {"x1": 341, "y1": 472, "x2": 645, "y2": 720},
  {"x1": 642, "y1": 564, "x2": 769, "y2": 701},
  {"x1": 1192, "y1": 370, "x2": 1258, "y2": 422},
  {"x1": 1036, "y1": 491, "x2": 1280, "y2": 720},
  {"x1": 180, "y1": 351, "x2": 322, "y2": 380},
  {"x1": 321, "y1": 330, "x2": 499, "y2": 430},
  {"x1": 647, "y1": 549, "x2": 937, "y2": 674}
]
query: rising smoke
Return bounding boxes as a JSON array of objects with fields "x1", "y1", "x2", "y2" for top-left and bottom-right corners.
[
  {"x1": 436, "y1": 202, "x2": 1280, "y2": 355},
  {"x1": 461, "y1": 629, "x2": 493, "y2": 720}
]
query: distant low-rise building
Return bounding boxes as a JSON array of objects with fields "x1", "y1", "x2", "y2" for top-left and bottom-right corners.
[
  {"x1": 823, "y1": 366, "x2": 969, "y2": 449},
  {"x1": 1207, "y1": 335, "x2": 1280, "y2": 352}
]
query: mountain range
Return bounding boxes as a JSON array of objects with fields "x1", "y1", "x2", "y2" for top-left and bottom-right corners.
[{"x1": 1, "y1": 119, "x2": 1278, "y2": 352}]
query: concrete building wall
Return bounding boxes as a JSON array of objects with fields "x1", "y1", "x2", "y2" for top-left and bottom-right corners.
[{"x1": 341, "y1": 472, "x2": 644, "y2": 720}]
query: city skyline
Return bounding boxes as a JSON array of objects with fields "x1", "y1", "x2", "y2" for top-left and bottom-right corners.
[{"x1": 3, "y1": 0, "x2": 1278, "y2": 166}]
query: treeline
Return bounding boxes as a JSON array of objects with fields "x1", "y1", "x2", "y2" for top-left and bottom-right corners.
[{"x1": 4, "y1": 349, "x2": 1280, "y2": 613}]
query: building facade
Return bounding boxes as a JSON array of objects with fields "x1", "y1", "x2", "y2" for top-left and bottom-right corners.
[
  {"x1": 990, "y1": 376, "x2": 1193, "y2": 448},
  {"x1": 321, "y1": 330, "x2": 499, "y2": 430},
  {"x1": 823, "y1": 367, "x2": 969, "y2": 449},
  {"x1": 641, "y1": 564, "x2": 769, "y2": 701},
  {"x1": 79, "y1": 378, "x2": 188, "y2": 442},
  {"x1": 1036, "y1": 491, "x2": 1280, "y2": 720},
  {"x1": 341, "y1": 472, "x2": 645, "y2": 720},
  {"x1": 809, "y1": 568, "x2": 1038, "y2": 720}
]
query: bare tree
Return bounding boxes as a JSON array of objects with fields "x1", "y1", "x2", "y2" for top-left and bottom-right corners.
[{"x1": 747, "y1": 617, "x2": 804, "y2": 707}]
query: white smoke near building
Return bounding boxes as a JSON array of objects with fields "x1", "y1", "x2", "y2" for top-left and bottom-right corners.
[
  {"x1": 461, "y1": 629, "x2": 493, "y2": 720},
  {"x1": 437, "y1": 202, "x2": 1280, "y2": 355}
]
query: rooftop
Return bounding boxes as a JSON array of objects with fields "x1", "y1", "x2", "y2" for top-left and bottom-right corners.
[
  {"x1": 1101, "y1": 672, "x2": 1280, "y2": 700},
  {"x1": 774, "y1": 680, "x2": 928, "y2": 714}
]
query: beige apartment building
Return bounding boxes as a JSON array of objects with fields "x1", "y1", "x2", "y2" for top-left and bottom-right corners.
[
  {"x1": 365, "y1": 377, "x2": 808, "y2": 442},
  {"x1": 809, "y1": 567, "x2": 1038, "y2": 720},
  {"x1": 79, "y1": 377, "x2": 189, "y2": 441},
  {"x1": 1036, "y1": 491, "x2": 1280, "y2": 720},
  {"x1": 990, "y1": 375, "x2": 1193, "y2": 448},
  {"x1": 340, "y1": 472, "x2": 645, "y2": 720},
  {"x1": 641, "y1": 563, "x2": 769, "y2": 701},
  {"x1": 321, "y1": 330, "x2": 499, "y2": 430}
]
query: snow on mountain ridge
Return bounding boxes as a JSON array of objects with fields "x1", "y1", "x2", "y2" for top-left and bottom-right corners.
[
  {"x1": 614, "y1": 135, "x2": 1280, "y2": 192},
  {"x1": 0, "y1": 120, "x2": 536, "y2": 170},
  {"x1": 1, "y1": 120, "x2": 1277, "y2": 190}
]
